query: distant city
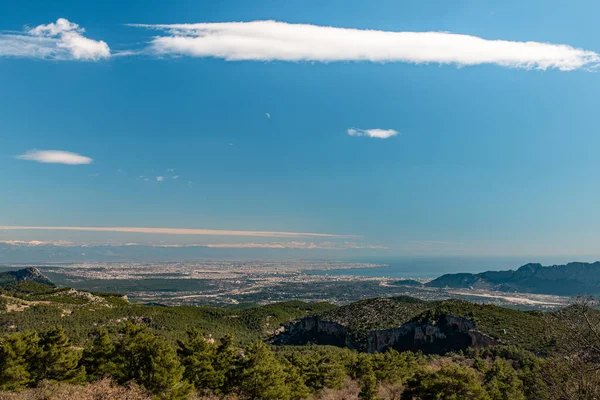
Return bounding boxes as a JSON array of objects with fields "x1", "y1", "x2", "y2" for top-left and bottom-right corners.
[{"x1": 0, "y1": 260, "x2": 568, "y2": 309}]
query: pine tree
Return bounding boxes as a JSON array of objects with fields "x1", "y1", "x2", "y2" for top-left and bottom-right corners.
[
  {"x1": 239, "y1": 341, "x2": 290, "y2": 400},
  {"x1": 402, "y1": 364, "x2": 490, "y2": 400},
  {"x1": 115, "y1": 323, "x2": 191, "y2": 399},
  {"x1": 284, "y1": 362, "x2": 310, "y2": 400},
  {"x1": 357, "y1": 355, "x2": 379, "y2": 400},
  {"x1": 30, "y1": 326, "x2": 84, "y2": 384},
  {"x1": 359, "y1": 371, "x2": 379, "y2": 400},
  {"x1": 0, "y1": 331, "x2": 39, "y2": 390},
  {"x1": 81, "y1": 328, "x2": 119, "y2": 381},
  {"x1": 303, "y1": 352, "x2": 346, "y2": 391},
  {"x1": 484, "y1": 359, "x2": 525, "y2": 400},
  {"x1": 214, "y1": 333, "x2": 237, "y2": 394},
  {"x1": 372, "y1": 349, "x2": 414, "y2": 384},
  {"x1": 177, "y1": 328, "x2": 220, "y2": 392}
]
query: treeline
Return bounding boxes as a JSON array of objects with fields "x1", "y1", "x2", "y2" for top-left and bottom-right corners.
[
  {"x1": 0, "y1": 322, "x2": 562, "y2": 400},
  {"x1": 0, "y1": 285, "x2": 337, "y2": 346}
]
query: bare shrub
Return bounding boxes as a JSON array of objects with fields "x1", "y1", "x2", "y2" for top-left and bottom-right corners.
[
  {"x1": 0, "y1": 379, "x2": 150, "y2": 400},
  {"x1": 377, "y1": 382, "x2": 404, "y2": 400},
  {"x1": 545, "y1": 296, "x2": 600, "y2": 400},
  {"x1": 309, "y1": 378, "x2": 360, "y2": 400}
]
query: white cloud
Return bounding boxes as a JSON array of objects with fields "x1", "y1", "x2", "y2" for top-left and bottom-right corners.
[
  {"x1": 197, "y1": 241, "x2": 388, "y2": 250},
  {"x1": 172, "y1": 175, "x2": 180, "y2": 179},
  {"x1": 16, "y1": 150, "x2": 93, "y2": 165},
  {"x1": 129, "y1": 20, "x2": 599, "y2": 71},
  {"x1": 156, "y1": 176, "x2": 164, "y2": 182},
  {"x1": 0, "y1": 240, "x2": 76, "y2": 246},
  {"x1": 0, "y1": 225, "x2": 358, "y2": 239},
  {"x1": 0, "y1": 18, "x2": 110, "y2": 61},
  {"x1": 0, "y1": 239, "x2": 383, "y2": 250},
  {"x1": 348, "y1": 128, "x2": 398, "y2": 139},
  {"x1": 266, "y1": 112, "x2": 271, "y2": 119}
]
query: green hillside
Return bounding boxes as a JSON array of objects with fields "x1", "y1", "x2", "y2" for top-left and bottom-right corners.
[
  {"x1": 1, "y1": 268, "x2": 597, "y2": 400},
  {"x1": 318, "y1": 297, "x2": 427, "y2": 330},
  {"x1": 0, "y1": 277, "x2": 337, "y2": 345},
  {"x1": 299, "y1": 296, "x2": 557, "y2": 354}
]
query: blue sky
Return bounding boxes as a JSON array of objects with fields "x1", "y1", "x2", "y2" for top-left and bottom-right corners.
[{"x1": 1, "y1": 0, "x2": 600, "y2": 256}]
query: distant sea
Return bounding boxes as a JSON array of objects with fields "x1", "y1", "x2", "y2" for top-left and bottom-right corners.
[{"x1": 307, "y1": 256, "x2": 600, "y2": 279}]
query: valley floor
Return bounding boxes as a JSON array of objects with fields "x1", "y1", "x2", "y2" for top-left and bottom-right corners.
[{"x1": 0, "y1": 262, "x2": 571, "y2": 310}]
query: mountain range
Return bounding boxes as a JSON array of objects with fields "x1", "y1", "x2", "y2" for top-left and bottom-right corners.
[{"x1": 426, "y1": 261, "x2": 600, "y2": 295}]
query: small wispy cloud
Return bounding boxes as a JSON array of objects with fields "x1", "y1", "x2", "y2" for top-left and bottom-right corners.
[
  {"x1": 16, "y1": 150, "x2": 93, "y2": 165},
  {"x1": 172, "y1": 175, "x2": 180, "y2": 179},
  {"x1": 0, "y1": 225, "x2": 358, "y2": 239},
  {"x1": 163, "y1": 241, "x2": 387, "y2": 250},
  {"x1": 265, "y1": 112, "x2": 271, "y2": 119},
  {"x1": 156, "y1": 176, "x2": 164, "y2": 182},
  {"x1": 347, "y1": 128, "x2": 399, "y2": 139},
  {"x1": 166, "y1": 168, "x2": 175, "y2": 172},
  {"x1": 0, "y1": 18, "x2": 110, "y2": 61},
  {"x1": 0, "y1": 240, "x2": 76, "y2": 246},
  {"x1": 128, "y1": 20, "x2": 600, "y2": 71},
  {"x1": 413, "y1": 240, "x2": 465, "y2": 245}
]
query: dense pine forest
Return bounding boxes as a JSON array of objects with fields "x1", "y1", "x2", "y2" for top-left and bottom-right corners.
[{"x1": 0, "y1": 269, "x2": 599, "y2": 399}]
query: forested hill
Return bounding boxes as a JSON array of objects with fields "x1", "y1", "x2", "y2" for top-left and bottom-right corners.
[
  {"x1": 273, "y1": 296, "x2": 557, "y2": 354},
  {"x1": 0, "y1": 269, "x2": 557, "y2": 354},
  {"x1": 1, "y1": 267, "x2": 600, "y2": 399},
  {"x1": 0, "y1": 270, "x2": 336, "y2": 345},
  {"x1": 426, "y1": 261, "x2": 600, "y2": 295}
]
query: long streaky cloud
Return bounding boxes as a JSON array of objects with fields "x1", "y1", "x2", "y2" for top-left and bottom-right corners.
[
  {"x1": 0, "y1": 18, "x2": 110, "y2": 61},
  {"x1": 129, "y1": 20, "x2": 599, "y2": 71},
  {"x1": 0, "y1": 226, "x2": 358, "y2": 239},
  {"x1": 16, "y1": 150, "x2": 93, "y2": 165},
  {"x1": 200, "y1": 242, "x2": 388, "y2": 250}
]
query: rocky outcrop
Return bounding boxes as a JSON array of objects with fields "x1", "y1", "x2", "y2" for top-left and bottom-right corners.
[
  {"x1": 273, "y1": 313, "x2": 502, "y2": 354},
  {"x1": 272, "y1": 316, "x2": 353, "y2": 348},
  {"x1": 55, "y1": 288, "x2": 107, "y2": 304},
  {"x1": 0, "y1": 267, "x2": 55, "y2": 287},
  {"x1": 367, "y1": 314, "x2": 501, "y2": 354}
]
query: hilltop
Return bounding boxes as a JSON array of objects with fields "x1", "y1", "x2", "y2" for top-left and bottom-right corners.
[
  {"x1": 426, "y1": 261, "x2": 600, "y2": 295},
  {"x1": 0, "y1": 267, "x2": 55, "y2": 287},
  {"x1": 0, "y1": 268, "x2": 336, "y2": 345},
  {"x1": 273, "y1": 296, "x2": 557, "y2": 354}
]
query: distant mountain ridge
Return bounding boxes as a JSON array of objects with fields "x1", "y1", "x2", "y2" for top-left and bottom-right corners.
[
  {"x1": 426, "y1": 261, "x2": 600, "y2": 295},
  {"x1": 0, "y1": 266, "x2": 55, "y2": 287}
]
